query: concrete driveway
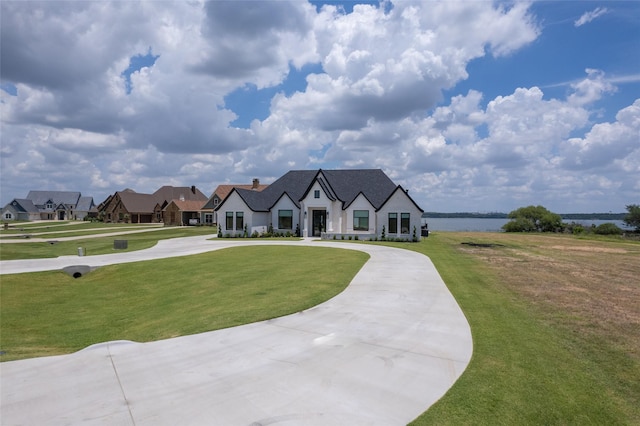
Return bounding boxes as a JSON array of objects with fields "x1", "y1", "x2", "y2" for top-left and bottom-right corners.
[{"x1": 0, "y1": 237, "x2": 472, "y2": 425}]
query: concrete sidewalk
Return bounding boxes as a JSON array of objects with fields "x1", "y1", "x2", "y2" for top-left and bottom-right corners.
[{"x1": 0, "y1": 239, "x2": 472, "y2": 425}]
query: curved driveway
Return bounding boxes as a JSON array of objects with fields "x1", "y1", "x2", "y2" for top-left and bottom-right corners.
[{"x1": 0, "y1": 236, "x2": 472, "y2": 425}]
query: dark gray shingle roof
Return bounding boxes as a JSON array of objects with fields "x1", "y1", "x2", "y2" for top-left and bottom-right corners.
[
  {"x1": 218, "y1": 169, "x2": 413, "y2": 212},
  {"x1": 8, "y1": 199, "x2": 39, "y2": 213},
  {"x1": 26, "y1": 191, "x2": 81, "y2": 207},
  {"x1": 75, "y1": 196, "x2": 95, "y2": 211}
]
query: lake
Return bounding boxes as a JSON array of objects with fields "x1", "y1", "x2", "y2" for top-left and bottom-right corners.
[{"x1": 421, "y1": 217, "x2": 631, "y2": 232}]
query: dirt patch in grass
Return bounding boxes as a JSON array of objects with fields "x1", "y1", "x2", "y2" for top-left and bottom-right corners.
[{"x1": 454, "y1": 233, "x2": 640, "y2": 393}]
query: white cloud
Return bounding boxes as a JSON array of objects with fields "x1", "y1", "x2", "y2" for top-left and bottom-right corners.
[
  {"x1": 1, "y1": 1, "x2": 637, "y2": 213},
  {"x1": 574, "y1": 7, "x2": 608, "y2": 27}
]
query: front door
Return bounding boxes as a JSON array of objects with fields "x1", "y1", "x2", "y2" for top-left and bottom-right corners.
[{"x1": 312, "y1": 210, "x2": 326, "y2": 237}]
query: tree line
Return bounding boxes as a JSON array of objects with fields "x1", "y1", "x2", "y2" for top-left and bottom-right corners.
[{"x1": 503, "y1": 204, "x2": 640, "y2": 235}]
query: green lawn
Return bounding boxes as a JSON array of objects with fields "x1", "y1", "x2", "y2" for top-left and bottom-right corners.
[
  {"x1": 399, "y1": 233, "x2": 640, "y2": 425},
  {"x1": 0, "y1": 226, "x2": 216, "y2": 260},
  {"x1": 0, "y1": 246, "x2": 368, "y2": 361},
  {"x1": 0, "y1": 221, "x2": 156, "y2": 235}
]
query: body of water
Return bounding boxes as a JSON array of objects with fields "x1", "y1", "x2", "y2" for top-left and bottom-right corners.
[{"x1": 421, "y1": 217, "x2": 631, "y2": 232}]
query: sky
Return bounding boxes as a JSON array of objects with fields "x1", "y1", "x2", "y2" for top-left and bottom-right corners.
[{"x1": 1, "y1": 1, "x2": 639, "y2": 213}]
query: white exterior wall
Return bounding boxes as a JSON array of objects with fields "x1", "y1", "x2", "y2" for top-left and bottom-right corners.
[
  {"x1": 270, "y1": 196, "x2": 300, "y2": 234},
  {"x1": 345, "y1": 194, "x2": 375, "y2": 234},
  {"x1": 217, "y1": 192, "x2": 253, "y2": 235},
  {"x1": 300, "y1": 180, "x2": 334, "y2": 237},
  {"x1": 376, "y1": 189, "x2": 423, "y2": 240}
]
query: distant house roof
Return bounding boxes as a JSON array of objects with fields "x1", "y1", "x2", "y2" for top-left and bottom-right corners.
[
  {"x1": 164, "y1": 199, "x2": 206, "y2": 212},
  {"x1": 117, "y1": 191, "x2": 159, "y2": 213},
  {"x1": 7, "y1": 199, "x2": 39, "y2": 213},
  {"x1": 217, "y1": 169, "x2": 422, "y2": 213},
  {"x1": 75, "y1": 196, "x2": 95, "y2": 212},
  {"x1": 153, "y1": 186, "x2": 207, "y2": 205},
  {"x1": 203, "y1": 182, "x2": 268, "y2": 209},
  {"x1": 26, "y1": 191, "x2": 81, "y2": 207}
]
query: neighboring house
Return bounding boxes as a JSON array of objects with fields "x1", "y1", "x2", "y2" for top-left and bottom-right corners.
[
  {"x1": 97, "y1": 186, "x2": 208, "y2": 224},
  {"x1": 163, "y1": 200, "x2": 207, "y2": 226},
  {"x1": 201, "y1": 179, "x2": 268, "y2": 225},
  {"x1": 215, "y1": 169, "x2": 424, "y2": 240},
  {"x1": 98, "y1": 190, "x2": 162, "y2": 223},
  {"x1": 1, "y1": 191, "x2": 95, "y2": 221}
]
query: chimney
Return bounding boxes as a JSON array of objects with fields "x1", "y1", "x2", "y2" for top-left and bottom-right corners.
[
  {"x1": 252, "y1": 178, "x2": 259, "y2": 190},
  {"x1": 191, "y1": 185, "x2": 196, "y2": 194}
]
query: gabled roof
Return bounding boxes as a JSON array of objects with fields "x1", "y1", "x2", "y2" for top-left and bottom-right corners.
[
  {"x1": 214, "y1": 184, "x2": 269, "y2": 200},
  {"x1": 76, "y1": 196, "x2": 95, "y2": 212},
  {"x1": 26, "y1": 191, "x2": 81, "y2": 207},
  {"x1": 117, "y1": 191, "x2": 159, "y2": 213},
  {"x1": 153, "y1": 186, "x2": 207, "y2": 204},
  {"x1": 215, "y1": 169, "x2": 414, "y2": 212},
  {"x1": 378, "y1": 185, "x2": 425, "y2": 213},
  {"x1": 6, "y1": 199, "x2": 39, "y2": 213},
  {"x1": 203, "y1": 183, "x2": 269, "y2": 209},
  {"x1": 320, "y1": 169, "x2": 398, "y2": 209},
  {"x1": 164, "y1": 199, "x2": 207, "y2": 212}
]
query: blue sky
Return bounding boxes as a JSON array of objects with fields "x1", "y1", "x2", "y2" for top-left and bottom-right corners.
[{"x1": 1, "y1": 1, "x2": 639, "y2": 213}]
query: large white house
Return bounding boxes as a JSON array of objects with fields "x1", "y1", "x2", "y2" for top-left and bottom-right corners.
[{"x1": 215, "y1": 169, "x2": 424, "y2": 240}]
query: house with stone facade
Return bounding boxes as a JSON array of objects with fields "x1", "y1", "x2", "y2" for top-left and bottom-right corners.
[{"x1": 98, "y1": 186, "x2": 207, "y2": 224}]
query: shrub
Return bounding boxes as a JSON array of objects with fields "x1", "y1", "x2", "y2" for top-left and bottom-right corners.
[{"x1": 594, "y1": 223, "x2": 623, "y2": 235}]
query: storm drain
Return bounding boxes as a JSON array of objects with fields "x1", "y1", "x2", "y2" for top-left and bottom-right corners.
[{"x1": 62, "y1": 265, "x2": 96, "y2": 278}]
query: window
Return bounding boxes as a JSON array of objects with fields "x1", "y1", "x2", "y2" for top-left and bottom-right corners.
[
  {"x1": 401, "y1": 213, "x2": 410, "y2": 234},
  {"x1": 388, "y1": 213, "x2": 397, "y2": 233},
  {"x1": 278, "y1": 209, "x2": 293, "y2": 229},
  {"x1": 314, "y1": 190, "x2": 320, "y2": 199},
  {"x1": 4, "y1": 212, "x2": 12, "y2": 220},
  {"x1": 353, "y1": 210, "x2": 369, "y2": 231},
  {"x1": 226, "y1": 212, "x2": 233, "y2": 230},
  {"x1": 205, "y1": 213, "x2": 213, "y2": 224},
  {"x1": 236, "y1": 212, "x2": 244, "y2": 230}
]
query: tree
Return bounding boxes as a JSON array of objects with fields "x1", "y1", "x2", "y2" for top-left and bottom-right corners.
[
  {"x1": 503, "y1": 205, "x2": 563, "y2": 232},
  {"x1": 624, "y1": 204, "x2": 640, "y2": 232}
]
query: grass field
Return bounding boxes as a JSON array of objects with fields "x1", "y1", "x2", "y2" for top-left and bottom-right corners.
[
  {"x1": 402, "y1": 232, "x2": 640, "y2": 425},
  {"x1": 0, "y1": 225, "x2": 216, "y2": 260},
  {"x1": 0, "y1": 245, "x2": 368, "y2": 361}
]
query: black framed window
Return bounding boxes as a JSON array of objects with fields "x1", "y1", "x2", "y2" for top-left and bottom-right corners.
[
  {"x1": 353, "y1": 210, "x2": 369, "y2": 231},
  {"x1": 314, "y1": 190, "x2": 320, "y2": 198},
  {"x1": 278, "y1": 209, "x2": 293, "y2": 229},
  {"x1": 226, "y1": 212, "x2": 233, "y2": 230},
  {"x1": 388, "y1": 212, "x2": 397, "y2": 233},
  {"x1": 236, "y1": 212, "x2": 244, "y2": 230},
  {"x1": 401, "y1": 213, "x2": 410, "y2": 234}
]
